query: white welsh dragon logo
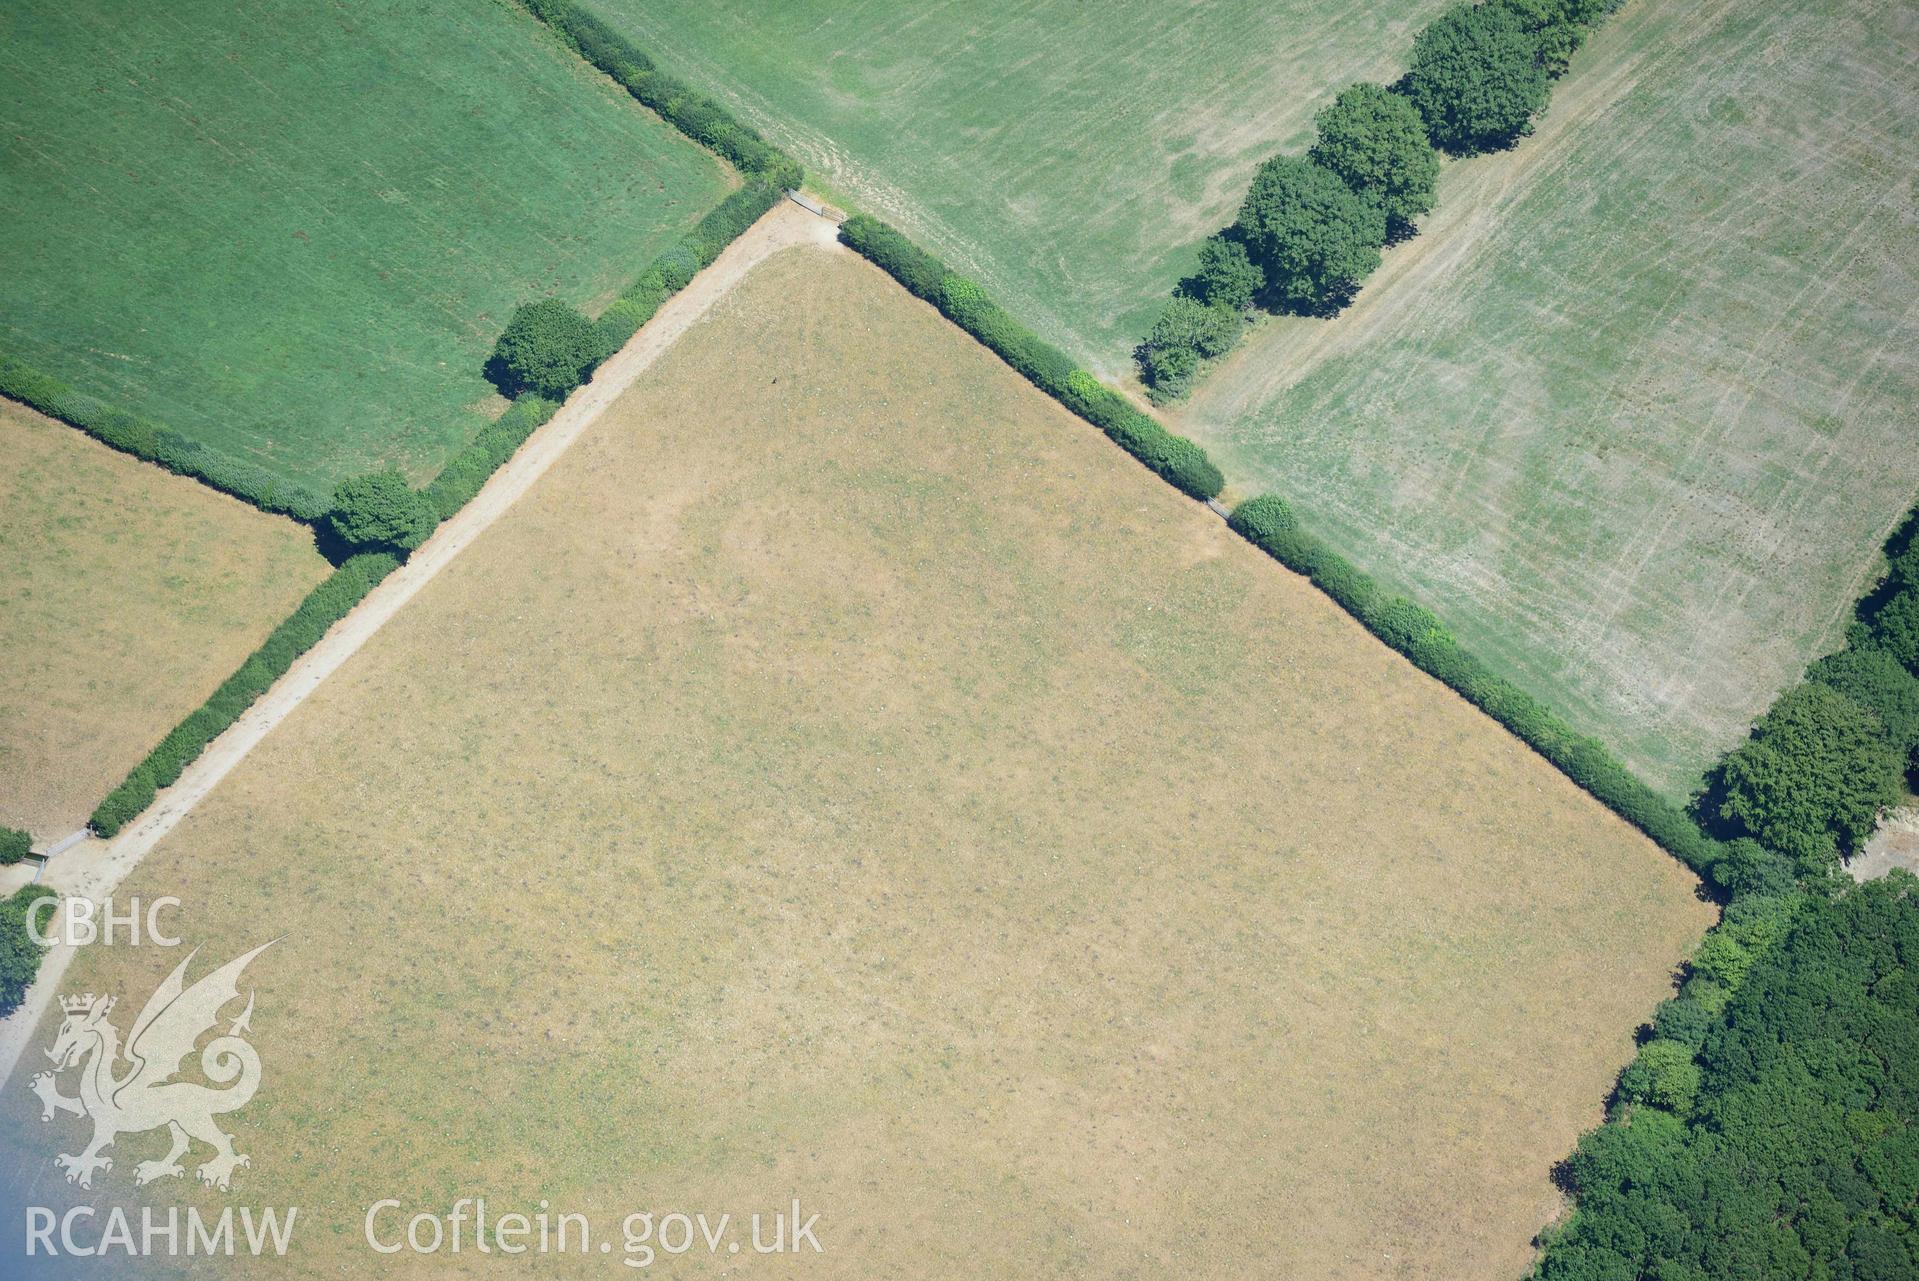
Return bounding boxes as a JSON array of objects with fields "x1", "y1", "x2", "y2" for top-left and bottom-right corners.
[{"x1": 28, "y1": 942, "x2": 275, "y2": 1192}]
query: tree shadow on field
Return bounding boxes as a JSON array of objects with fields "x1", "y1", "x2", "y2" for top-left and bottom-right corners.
[{"x1": 309, "y1": 518, "x2": 356, "y2": 569}]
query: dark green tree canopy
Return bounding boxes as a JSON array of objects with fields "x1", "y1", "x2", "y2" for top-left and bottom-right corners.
[
  {"x1": 1308, "y1": 82, "x2": 1441, "y2": 231},
  {"x1": 1404, "y1": 2, "x2": 1552, "y2": 155},
  {"x1": 1147, "y1": 296, "x2": 1240, "y2": 360},
  {"x1": 1137, "y1": 296, "x2": 1241, "y2": 399},
  {"x1": 327, "y1": 470, "x2": 438, "y2": 554},
  {"x1": 486, "y1": 298, "x2": 605, "y2": 400},
  {"x1": 1493, "y1": 0, "x2": 1605, "y2": 73},
  {"x1": 1868, "y1": 587, "x2": 1919, "y2": 671},
  {"x1": 1187, "y1": 234, "x2": 1263, "y2": 312},
  {"x1": 0, "y1": 827, "x2": 29, "y2": 867},
  {"x1": 1718, "y1": 682, "x2": 1901, "y2": 872},
  {"x1": 1538, "y1": 878, "x2": 1919, "y2": 1281},
  {"x1": 1809, "y1": 647, "x2": 1919, "y2": 764},
  {"x1": 0, "y1": 885, "x2": 51, "y2": 1015},
  {"x1": 1234, "y1": 156, "x2": 1386, "y2": 313}
]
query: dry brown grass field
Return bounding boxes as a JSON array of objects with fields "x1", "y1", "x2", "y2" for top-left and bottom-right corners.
[
  {"x1": 0, "y1": 248, "x2": 1710, "y2": 1278},
  {"x1": 0, "y1": 401, "x2": 328, "y2": 838}
]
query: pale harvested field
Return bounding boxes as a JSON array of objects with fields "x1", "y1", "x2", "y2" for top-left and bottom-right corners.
[
  {"x1": 0, "y1": 402, "x2": 327, "y2": 838},
  {"x1": 1180, "y1": 0, "x2": 1919, "y2": 798},
  {"x1": 0, "y1": 249, "x2": 1710, "y2": 1279}
]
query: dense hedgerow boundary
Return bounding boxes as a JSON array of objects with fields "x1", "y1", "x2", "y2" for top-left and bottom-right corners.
[
  {"x1": 80, "y1": 6, "x2": 801, "y2": 840},
  {"x1": 0, "y1": 354, "x2": 329, "y2": 521},
  {"x1": 838, "y1": 212, "x2": 1720, "y2": 870},
  {"x1": 1225, "y1": 495, "x2": 1723, "y2": 874},
  {"x1": 0, "y1": 885, "x2": 49, "y2": 1017},
  {"x1": 839, "y1": 216, "x2": 1224, "y2": 502},
  {"x1": 86, "y1": 551, "x2": 400, "y2": 836},
  {"x1": 517, "y1": 0, "x2": 802, "y2": 192},
  {"x1": 1138, "y1": 0, "x2": 1615, "y2": 400}
]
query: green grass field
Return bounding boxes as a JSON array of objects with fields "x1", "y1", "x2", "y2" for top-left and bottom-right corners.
[
  {"x1": 0, "y1": 0, "x2": 731, "y2": 493},
  {"x1": 1181, "y1": 0, "x2": 1919, "y2": 797},
  {"x1": 587, "y1": 0, "x2": 1447, "y2": 373}
]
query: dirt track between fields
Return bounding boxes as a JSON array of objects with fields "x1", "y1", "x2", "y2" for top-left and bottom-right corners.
[{"x1": 0, "y1": 199, "x2": 842, "y2": 1083}]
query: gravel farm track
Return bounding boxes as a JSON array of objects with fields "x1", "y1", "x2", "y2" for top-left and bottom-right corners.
[{"x1": 0, "y1": 199, "x2": 842, "y2": 1088}]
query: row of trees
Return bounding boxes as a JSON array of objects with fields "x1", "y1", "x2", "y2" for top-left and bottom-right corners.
[{"x1": 1138, "y1": 0, "x2": 1617, "y2": 400}]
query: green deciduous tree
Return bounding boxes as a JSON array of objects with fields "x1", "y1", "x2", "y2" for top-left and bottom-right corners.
[
  {"x1": 1188, "y1": 235, "x2": 1263, "y2": 311},
  {"x1": 0, "y1": 827, "x2": 29, "y2": 866},
  {"x1": 1493, "y1": 0, "x2": 1607, "y2": 74},
  {"x1": 327, "y1": 471, "x2": 438, "y2": 554},
  {"x1": 1868, "y1": 587, "x2": 1919, "y2": 672},
  {"x1": 1234, "y1": 156, "x2": 1386, "y2": 314},
  {"x1": 1138, "y1": 296, "x2": 1244, "y2": 400},
  {"x1": 1149, "y1": 296, "x2": 1241, "y2": 359},
  {"x1": 486, "y1": 298, "x2": 605, "y2": 399},
  {"x1": 1616, "y1": 1038, "x2": 1702, "y2": 1114},
  {"x1": 1718, "y1": 683, "x2": 1900, "y2": 871},
  {"x1": 1809, "y1": 646, "x2": 1919, "y2": 764},
  {"x1": 1308, "y1": 83, "x2": 1442, "y2": 233},
  {"x1": 1404, "y1": 2, "x2": 1552, "y2": 155}
]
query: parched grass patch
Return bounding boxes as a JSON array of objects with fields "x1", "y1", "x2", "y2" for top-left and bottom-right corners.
[
  {"x1": 0, "y1": 248, "x2": 1710, "y2": 1278},
  {"x1": 1181, "y1": 0, "x2": 1919, "y2": 796},
  {"x1": 0, "y1": 400, "x2": 327, "y2": 838},
  {"x1": 585, "y1": 0, "x2": 1450, "y2": 372},
  {"x1": 0, "y1": 0, "x2": 732, "y2": 493}
]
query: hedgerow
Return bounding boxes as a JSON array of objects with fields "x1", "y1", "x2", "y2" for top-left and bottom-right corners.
[
  {"x1": 516, "y1": 0, "x2": 802, "y2": 190},
  {"x1": 90, "y1": 551, "x2": 400, "y2": 836},
  {"x1": 839, "y1": 215, "x2": 1223, "y2": 501},
  {"x1": 0, "y1": 885, "x2": 50, "y2": 1016},
  {"x1": 1225, "y1": 495, "x2": 1724, "y2": 876},
  {"x1": 422, "y1": 395, "x2": 559, "y2": 521},
  {"x1": 592, "y1": 179, "x2": 786, "y2": 356},
  {"x1": 0, "y1": 353, "x2": 328, "y2": 521}
]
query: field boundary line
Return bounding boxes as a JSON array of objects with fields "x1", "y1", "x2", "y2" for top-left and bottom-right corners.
[
  {"x1": 837, "y1": 213, "x2": 1722, "y2": 878},
  {"x1": 0, "y1": 201, "x2": 842, "y2": 1090}
]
